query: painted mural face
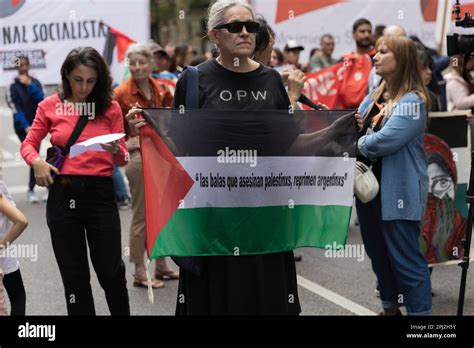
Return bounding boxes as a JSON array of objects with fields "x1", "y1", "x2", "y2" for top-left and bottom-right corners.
[
  {"x1": 421, "y1": 134, "x2": 466, "y2": 264},
  {"x1": 427, "y1": 162, "x2": 455, "y2": 200}
]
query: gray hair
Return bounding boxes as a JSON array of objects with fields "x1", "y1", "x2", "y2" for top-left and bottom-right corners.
[
  {"x1": 125, "y1": 43, "x2": 153, "y2": 62},
  {"x1": 207, "y1": 0, "x2": 255, "y2": 31},
  {"x1": 321, "y1": 34, "x2": 334, "y2": 42}
]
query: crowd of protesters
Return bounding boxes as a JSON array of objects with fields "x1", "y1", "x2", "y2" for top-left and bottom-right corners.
[{"x1": 1, "y1": 0, "x2": 474, "y2": 316}]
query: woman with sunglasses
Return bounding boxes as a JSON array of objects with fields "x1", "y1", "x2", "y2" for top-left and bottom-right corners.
[{"x1": 129, "y1": 0, "x2": 301, "y2": 315}]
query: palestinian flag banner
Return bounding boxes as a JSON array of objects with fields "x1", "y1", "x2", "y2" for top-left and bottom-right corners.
[{"x1": 140, "y1": 109, "x2": 358, "y2": 259}]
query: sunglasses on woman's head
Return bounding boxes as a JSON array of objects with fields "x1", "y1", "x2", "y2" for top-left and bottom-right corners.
[{"x1": 214, "y1": 21, "x2": 260, "y2": 34}]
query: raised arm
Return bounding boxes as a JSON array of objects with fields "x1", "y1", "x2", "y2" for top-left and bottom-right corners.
[{"x1": 0, "y1": 196, "x2": 28, "y2": 248}]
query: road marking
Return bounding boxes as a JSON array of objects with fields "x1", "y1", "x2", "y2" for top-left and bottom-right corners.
[
  {"x1": 8, "y1": 135, "x2": 20, "y2": 145},
  {"x1": 297, "y1": 274, "x2": 376, "y2": 315},
  {"x1": 1, "y1": 149, "x2": 14, "y2": 160},
  {"x1": 1, "y1": 160, "x2": 27, "y2": 169}
]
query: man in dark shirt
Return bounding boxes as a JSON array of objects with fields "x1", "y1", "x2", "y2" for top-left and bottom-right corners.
[{"x1": 6, "y1": 56, "x2": 45, "y2": 203}]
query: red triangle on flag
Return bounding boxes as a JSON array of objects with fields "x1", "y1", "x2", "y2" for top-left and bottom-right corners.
[
  {"x1": 140, "y1": 125, "x2": 194, "y2": 257},
  {"x1": 275, "y1": 0, "x2": 345, "y2": 23}
]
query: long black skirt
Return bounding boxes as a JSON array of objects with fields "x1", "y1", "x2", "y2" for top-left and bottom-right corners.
[{"x1": 175, "y1": 251, "x2": 301, "y2": 315}]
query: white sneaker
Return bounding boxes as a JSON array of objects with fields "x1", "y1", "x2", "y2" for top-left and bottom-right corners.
[
  {"x1": 117, "y1": 197, "x2": 131, "y2": 210},
  {"x1": 27, "y1": 190, "x2": 39, "y2": 204},
  {"x1": 41, "y1": 191, "x2": 49, "y2": 202}
]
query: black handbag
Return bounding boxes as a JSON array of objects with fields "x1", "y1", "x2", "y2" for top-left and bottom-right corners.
[{"x1": 45, "y1": 97, "x2": 89, "y2": 178}]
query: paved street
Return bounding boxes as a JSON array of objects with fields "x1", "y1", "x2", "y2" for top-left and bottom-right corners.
[{"x1": 1, "y1": 105, "x2": 473, "y2": 316}]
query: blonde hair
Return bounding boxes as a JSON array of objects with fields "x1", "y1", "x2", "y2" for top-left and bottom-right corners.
[
  {"x1": 207, "y1": 0, "x2": 255, "y2": 30},
  {"x1": 125, "y1": 43, "x2": 153, "y2": 62},
  {"x1": 372, "y1": 36, "x2": 429, "y2": 110}
]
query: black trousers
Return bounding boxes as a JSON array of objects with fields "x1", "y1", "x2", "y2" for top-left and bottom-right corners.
[
  {"x1": 16, "y1": 130, "x2": 35, "y2": 192},
  {"x1": 46, "y1": 175, "x2": 130, "y2": 315},
  {"x1": 3, "y1": 269, "x2": 26, "y2": 315}
]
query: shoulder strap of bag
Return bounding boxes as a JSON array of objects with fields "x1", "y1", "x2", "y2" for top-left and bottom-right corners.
[
  {"x1": 58, "y1": 93, "x2": 90, "y2": 155},
  {"x1": 185, "y1": 65, "x2": 199, "y2": 109},
  {"x1": 171, "y1": 66, "x2": 202, "y2": 276},
  {"x1": 63, "y1": 116, "x2": 89, "y2": 154}
]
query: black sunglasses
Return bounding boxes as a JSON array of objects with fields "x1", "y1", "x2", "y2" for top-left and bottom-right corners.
[{"x1": 214, "y1": 21, "x2": 260, "y2": 34}]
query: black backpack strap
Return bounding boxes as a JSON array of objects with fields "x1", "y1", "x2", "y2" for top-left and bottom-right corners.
[
  {"x1": 185, "y1": 65, "x2": 199, "y2": 109},
  {"x1": 171, "y1": 65, "x2": 203, "y2": 276}
]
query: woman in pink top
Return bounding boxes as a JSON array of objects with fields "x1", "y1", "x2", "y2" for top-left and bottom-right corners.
[
  {"x1": 444, "y1": 54, "x2": 474, "y2": 111},
  {"x1": 21, "y1": 47, "x2": 130, "y2": 315}
]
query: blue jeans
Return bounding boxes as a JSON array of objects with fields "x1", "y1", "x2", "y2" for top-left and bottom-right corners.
[
  {"x1": 356, "y1": 194, "x2": 432, "y2": 315},
  {"x1": 112, "y1": 165, "x2": 129, "y2": 201}
]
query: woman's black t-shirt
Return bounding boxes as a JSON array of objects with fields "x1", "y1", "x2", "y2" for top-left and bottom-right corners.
[
  {"x1": 173, "y1": 58, "x2": 292, "y2": 110},
  {"x1": 171, "y1": 59, "x2": 300, "y2": 157}
]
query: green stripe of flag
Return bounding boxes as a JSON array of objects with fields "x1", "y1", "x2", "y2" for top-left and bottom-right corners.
[{"x1": 151, "y1": 205, "x2": 352, "y2": 258}]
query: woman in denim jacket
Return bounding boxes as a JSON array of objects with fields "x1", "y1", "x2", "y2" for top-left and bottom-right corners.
[{"x1": 356, "y1": 35, "x2": 432, "y2": 315}]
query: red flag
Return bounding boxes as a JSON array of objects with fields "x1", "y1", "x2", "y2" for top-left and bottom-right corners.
[
  {"x1": 303, "y1": 53, "x2": 372, "y2": 110},
  {"x1": 337, "y1": 53, "x2": 372, "y2": 109},
  {"x1": 303, "y1": 61, "x2": 346, "y2": 109}
]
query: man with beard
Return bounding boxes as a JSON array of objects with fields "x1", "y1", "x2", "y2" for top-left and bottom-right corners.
[
  {"x1": 337, "y1": 18, "x2": 375, "y2": 109},
  {"x1": 352, "y1": 18, "x2": 376, "y2": 57},
  {"x1": 420, "y1": 134, "x2": 466, "y2": 263}
]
